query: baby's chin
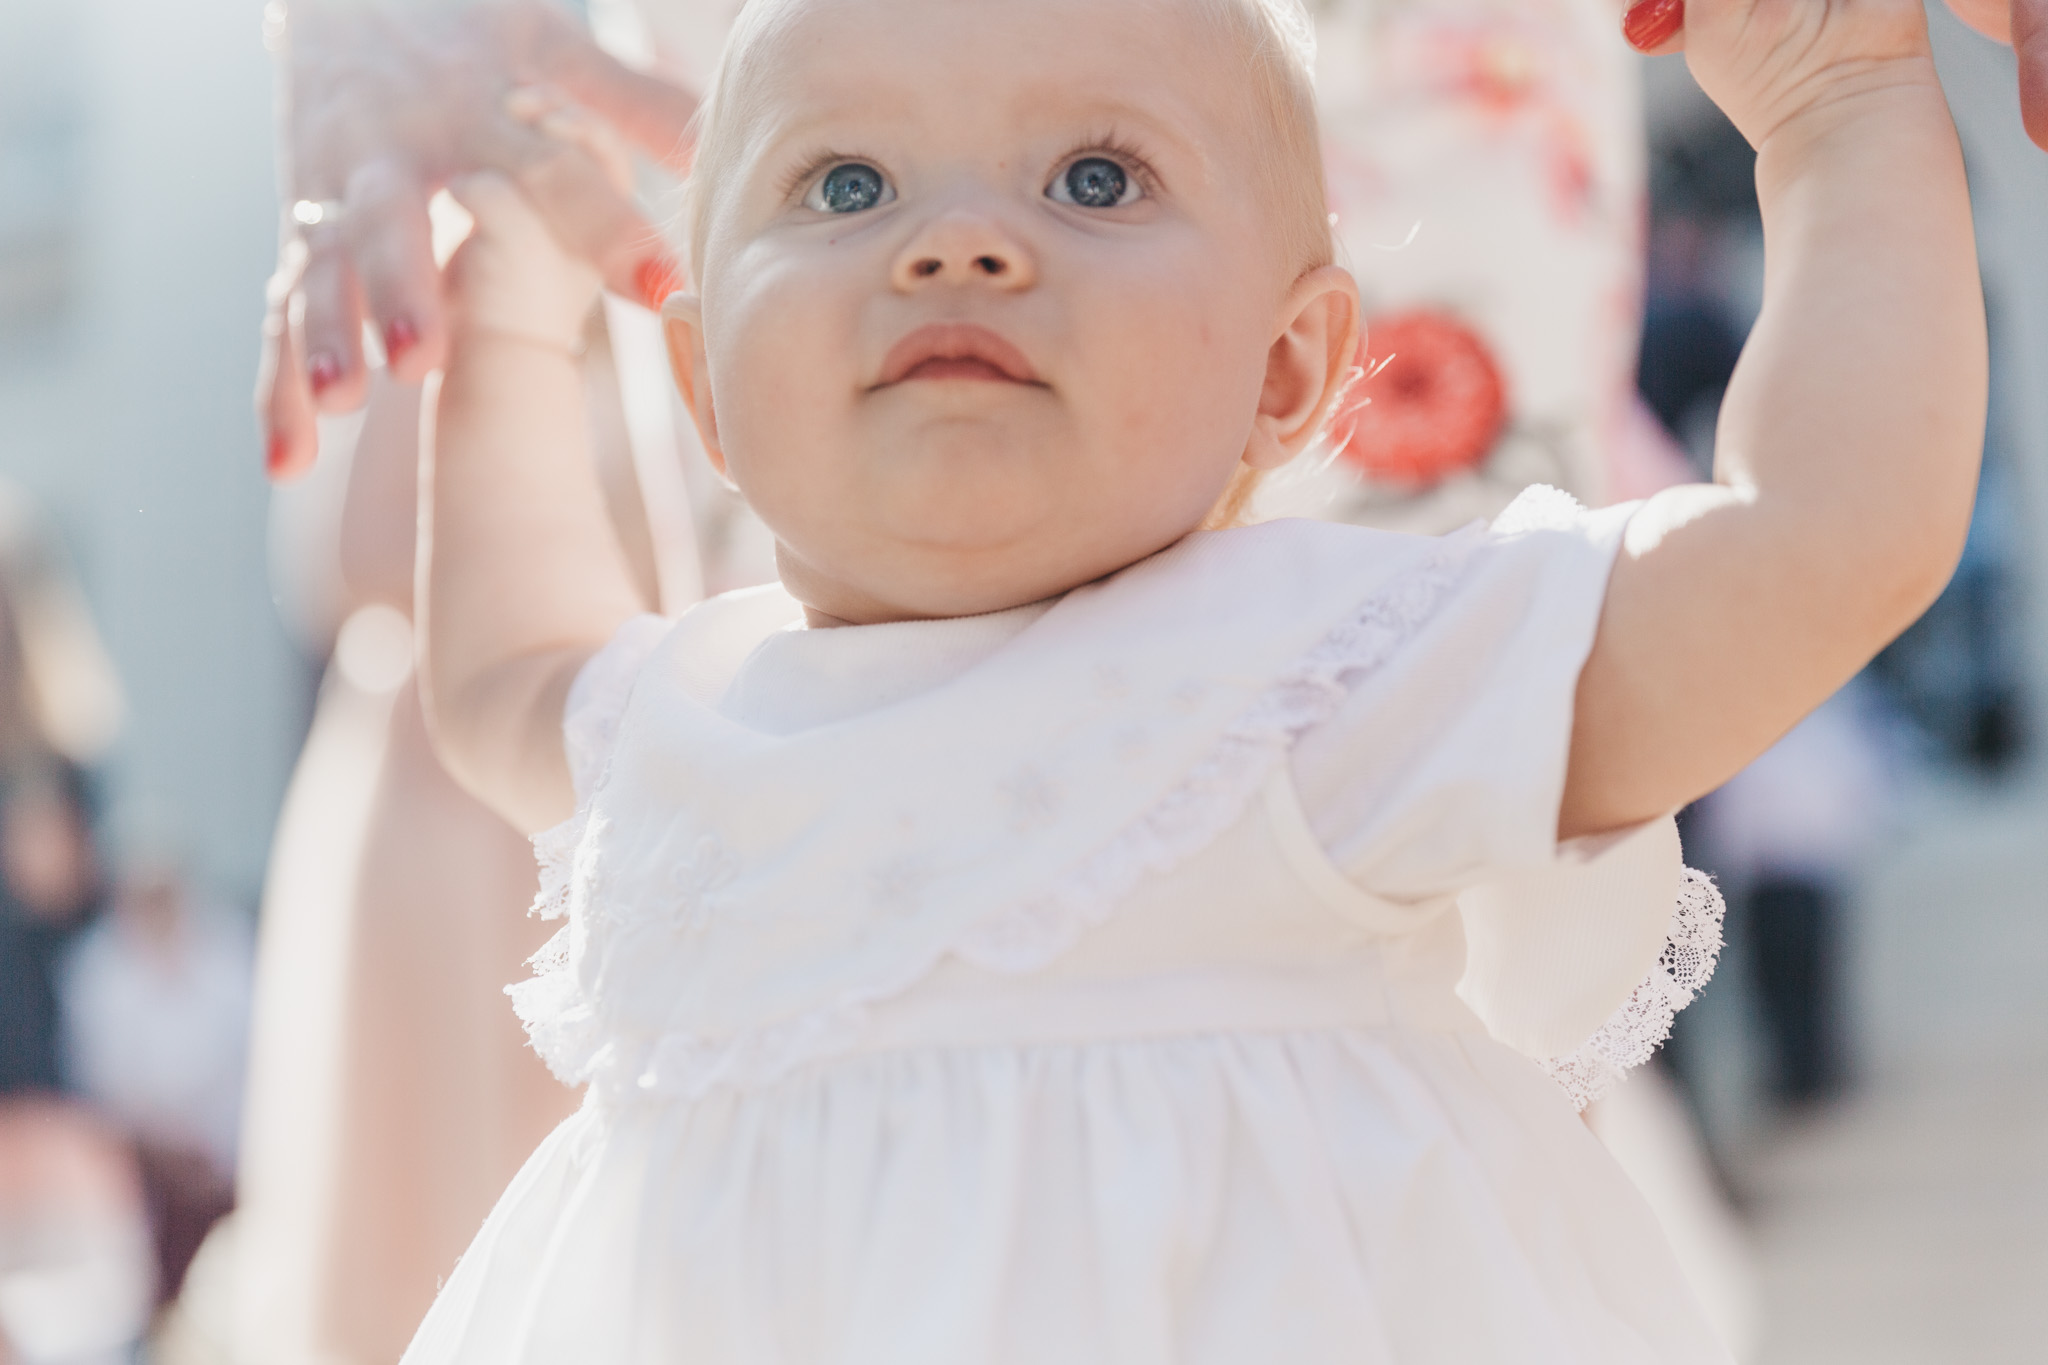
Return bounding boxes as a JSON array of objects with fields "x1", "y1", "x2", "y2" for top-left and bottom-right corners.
[{"x1": 777, "y1": 517, "x2": 1182, "y2": 625}]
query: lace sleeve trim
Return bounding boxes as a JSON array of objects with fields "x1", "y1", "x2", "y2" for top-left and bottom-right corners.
[
  {"x1": 514, "y1": 535, "x2": 1483, "y2": 1098},
  {"x1": 1540, "y1": 867, "x2": 1726, "y2": 1111}
]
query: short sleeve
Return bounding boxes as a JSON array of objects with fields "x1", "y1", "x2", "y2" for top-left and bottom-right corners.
[
  {"x1": 1288, "y1": 486, "x2": 1636, "y2": 901},
  {"x1": 563, "y1": 614, "x2": 672, "y2": 802},
  {"x1": 1454, "y1": 816, "x2": 1682, "y2": 1059}
]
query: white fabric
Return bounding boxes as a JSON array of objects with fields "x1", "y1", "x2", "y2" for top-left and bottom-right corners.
[{"x1": 405, "y1": 490, "x2": 1730, "y2": 1363}]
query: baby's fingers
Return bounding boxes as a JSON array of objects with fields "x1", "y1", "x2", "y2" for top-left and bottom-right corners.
[{"x1": 445, "y1": 169, "x2": 553, "y2": 249}]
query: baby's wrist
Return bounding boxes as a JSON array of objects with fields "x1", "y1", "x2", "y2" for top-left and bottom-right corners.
[
  {"x1": 446, "y1": 271, "x2": 596, "y2": 360},
  {"x1": 451, "y1": 317, "x2": 588, "y2": 361},
  {"x1": 1749, "y1": 58, "x2": 1948, "y2": 175},
  {"x1": 1753, "y1": 63, "x2": 1957, "y2": 204}
]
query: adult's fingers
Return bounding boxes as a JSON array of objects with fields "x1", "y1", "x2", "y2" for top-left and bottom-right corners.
[
  {"x1": 342, "y1": 161, "x2": 447, "y2": 383},
  {"x1": 297, "y1": 228, "x2": 369, "y2": 413},
  {"x1": 257, "y1": 247, "x2": 320, "y2": 480},
  {"x1": 510, "y1": 133, "x2": 682, "y2": 309},
  {"x1": 2016, "y1": 0, "x2": 2048, "y2": 149},
  {"x1": 508, "y1": 87, "x2": 637, "y2": 194},
  {"x1": 517, "y1": 5, "x2": 700, "y2": 171},
  {"x1": 1621, "y1": 0, "x2": 1688, "y2": 56}
]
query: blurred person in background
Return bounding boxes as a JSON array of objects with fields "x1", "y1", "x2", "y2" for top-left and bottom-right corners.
[
  {"x1": 57, "y1": 839, "x2": 253, "y2": 1307},
  {"x1": 0, "y1": 487, "x2": 114, "y2": 1103},
  {"x1": 0, "y1": 486, "x2": 151, "y2": 1364},
  {"x1": 1688, "y1": 688, "x2": 1894, "y2": 1107}
]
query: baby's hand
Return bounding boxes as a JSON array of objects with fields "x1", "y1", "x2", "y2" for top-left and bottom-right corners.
[
  {"x1": 1633, "y1": 0, "x2": 1940, "y2": 151},
  {"x1": 445, "y1": 90, "x2": 633, "y2": 354}
]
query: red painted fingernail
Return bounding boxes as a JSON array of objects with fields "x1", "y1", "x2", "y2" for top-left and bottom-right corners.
[
  {"x1": 265, "y1": 434, "x2": 292, "y2": 476},
  {"x1": 1622, "y1": 0, "x2": 1684, "y2": 52},
  {"x1": 308, "y1": 351, "x2": 343, "y2": 395},
  {"x1": 633, "y1": 253, "x2": 681, "y2": 310},
  {"x1": 383, "y1": 316, "x2": 420, "y2": 364}
]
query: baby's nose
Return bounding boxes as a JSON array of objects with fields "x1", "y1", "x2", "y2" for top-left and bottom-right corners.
[{"x1": 892, "y1": 209, "x2": 1037, "y2": 291}]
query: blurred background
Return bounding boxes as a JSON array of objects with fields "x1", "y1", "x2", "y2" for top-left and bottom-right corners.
[{"x1": 0, "y1": 0, "x2": 2043, "y2": 1361}]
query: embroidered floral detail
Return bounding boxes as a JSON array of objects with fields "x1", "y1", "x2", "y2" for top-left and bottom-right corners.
[
  {"x1": 998, "y1": 767, "x2": 1064, "y2": 833},
  {"x1": 1541, "y1": 867, "x2": 1726, "y2": 1111},
  {"x1": 868, "y1": 855, "x2": 934, "y2": 919},
  {"x1": 1111, "y1": 724, "x2": 1152, "y2": 764},
  {"x1": 666, "y1": 832, "x2": 740, "y2": 937}
]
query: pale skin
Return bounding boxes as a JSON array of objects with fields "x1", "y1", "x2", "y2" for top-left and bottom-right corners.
[{"x1": 423, "y1": 0, "x2": 1986, "y2": 856}]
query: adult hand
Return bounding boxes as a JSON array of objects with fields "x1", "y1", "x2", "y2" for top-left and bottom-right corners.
[
  {"x1": 1945, "y1": 0, "x2": 2048, "y2": 150},
  {"x1": 259, "y1": 0, "x2": 697, "y2": 479},
  {"x1": 1621, "y1": 0, "x2": 2048, "y2": 150}
]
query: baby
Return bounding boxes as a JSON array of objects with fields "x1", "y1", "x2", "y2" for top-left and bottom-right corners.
[{"x1": 406, "y1": 0, "x2": 1984, "y2": 1359}]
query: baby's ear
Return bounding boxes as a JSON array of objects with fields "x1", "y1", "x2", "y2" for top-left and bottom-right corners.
[
  {"x1": 1248, "y1": 266, "x2": 1360, "y2": 471},
  {"x1": 661, "y1": 294, "x2": 726, "y2": 476}
]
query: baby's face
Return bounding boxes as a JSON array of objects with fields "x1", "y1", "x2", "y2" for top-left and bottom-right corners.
[{"x1": 673, "y1": 0, "x2": 1346, "y2": 623}]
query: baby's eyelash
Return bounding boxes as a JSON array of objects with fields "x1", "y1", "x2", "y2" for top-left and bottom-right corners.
[
  {"x1": 776, "y1": 150, "x2": 863, "y2": 204},
  {"x1": 1053, "y1": 129, "x2": 1163, "y2": 194}
]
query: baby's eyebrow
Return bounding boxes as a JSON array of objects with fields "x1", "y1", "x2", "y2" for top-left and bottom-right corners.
[
  {"x1": 1027, "y1": 96, "x2": 1215, "y2": 180},
  {"x1": 745, "y1": 92, "x2": 1214, "y2": 193}
]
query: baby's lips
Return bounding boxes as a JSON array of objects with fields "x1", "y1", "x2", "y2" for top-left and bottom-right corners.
[{"x1": 1622, "y1": 0, "x2": 1684, "y2": 53}]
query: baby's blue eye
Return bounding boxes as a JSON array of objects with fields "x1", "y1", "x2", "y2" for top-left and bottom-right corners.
[
  {"x1": 1050, "y1": 157, "x2": 1139, "y2": 209},
  {"x1": 806, "y1": 163, "x2": 891, "y2": 214}
]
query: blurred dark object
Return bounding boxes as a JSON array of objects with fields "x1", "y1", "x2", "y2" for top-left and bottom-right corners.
[
  {"x1": 1670, "y1": 688, "x2": 1893, "y2": 1133},
  {"x1": 1746, "y1": 876, "x2": 1845, "y2": 1104},
  {"x1": 1869, "y1": 428, "x2": 2028, "y2": 774},
  {"x1": 1637, "y1": 216, "x2": 1744, "y2": 478},
  {"x1": 1869, "y1": 299, "x2": 2028, "y2": 775},
  {"x1": 0, "y1": 484, "x2": 120, "y2": 1101},
  {"x1": 0, "y1": 767, "x2": 97, "y2": 1097},
  {"x1": 133, "y1": 1142, "x2": 232, "y2": 1307},
  {"x1": 1638, "y1": 76, "x2": 1758, "y2": 479}
]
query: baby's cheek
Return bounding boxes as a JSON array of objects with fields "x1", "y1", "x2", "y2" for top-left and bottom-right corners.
[
  {"x1": 1116, "y1": 290, "x2": 1262, "y2": 447},
  {"x1": 714, "y1": 279, "x2": 847, "y2": 470}
]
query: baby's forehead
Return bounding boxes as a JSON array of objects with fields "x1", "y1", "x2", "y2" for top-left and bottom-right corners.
[
  {"x1": 725, "y1": 0, "x2": 1277, "y2": 155},
  {"x1": 691, "y1": 0, "x2": 1328, "y2": 275}
]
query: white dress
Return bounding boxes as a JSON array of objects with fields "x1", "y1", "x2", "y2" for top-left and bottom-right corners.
[{"x1": 402, "y1": 489, "x2": 1730, "y2": 1363}]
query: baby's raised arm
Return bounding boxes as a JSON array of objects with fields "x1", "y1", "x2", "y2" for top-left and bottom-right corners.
[
  {"x1": 420, "y1": 169, "x2": 646, "y2": 834},
  {"x1": 1561, "y1": 0, "x2": 1988, "y2": 837}
]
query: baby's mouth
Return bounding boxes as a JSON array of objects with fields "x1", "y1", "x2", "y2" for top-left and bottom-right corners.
[
  {"x1": 876, "y1": 324, "x2": 1044, "y2": 388},
  {"x1": 900, "y1": 355, "x2": 1017, "y2": 383}
]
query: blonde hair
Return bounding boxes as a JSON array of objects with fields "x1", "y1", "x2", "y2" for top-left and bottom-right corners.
[{"x1": 681, "y1": 0, "x2": 1331, "y2": 284}]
